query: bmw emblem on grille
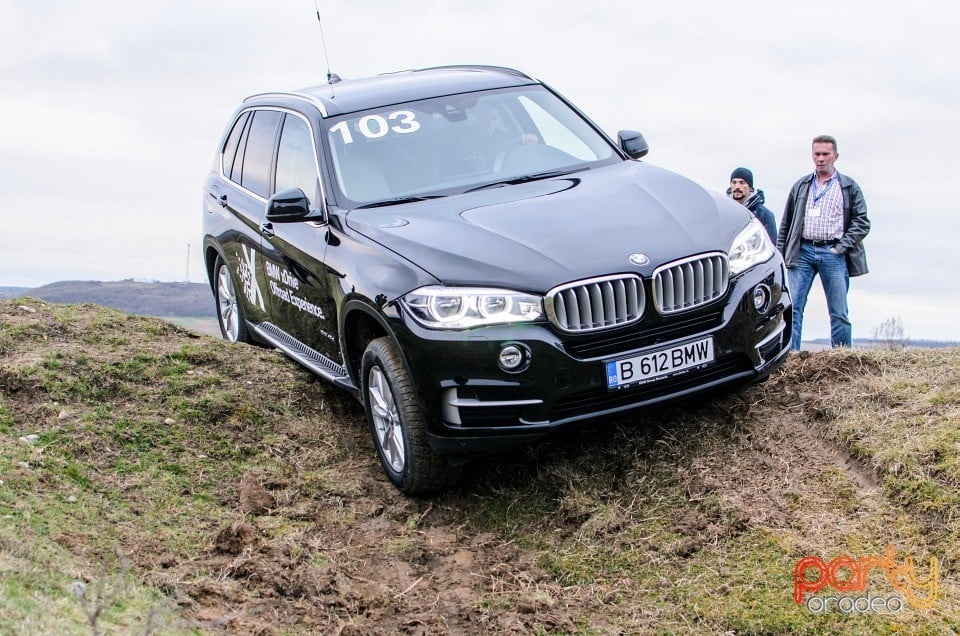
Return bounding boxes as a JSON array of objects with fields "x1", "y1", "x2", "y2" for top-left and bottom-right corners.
[{"x1": 628, "y1": 253, "x2": 649, "y2": 266}]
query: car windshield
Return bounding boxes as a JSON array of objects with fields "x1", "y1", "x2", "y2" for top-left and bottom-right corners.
[{"x1": 323, "y1": 86, "x2": 620, "y2": 207}]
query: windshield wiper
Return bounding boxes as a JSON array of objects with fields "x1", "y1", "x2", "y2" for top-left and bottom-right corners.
[
  {"x1": 464, "y1": 167, "x2": 590, "y2": 193},
  {"x1": 354, "y1": 195, "x2": 444, "y2": 209}
]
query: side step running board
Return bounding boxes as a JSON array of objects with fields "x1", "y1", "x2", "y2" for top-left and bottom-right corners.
[{"x1": 248, "y1": 322, "x2": 358, "y2": 394}]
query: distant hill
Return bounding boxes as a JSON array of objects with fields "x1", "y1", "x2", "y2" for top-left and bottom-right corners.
[
  {"x1": 809, "y1": 337, "x2": 960, "y2": 349},
  {"x1": 0, "y1": 287, "x2": 30, "y2": 300},
  {"x1": 7, "y1": 280, "x2": 215, "y2": 317}
]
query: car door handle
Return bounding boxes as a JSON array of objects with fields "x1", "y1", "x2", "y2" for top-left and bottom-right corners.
[
  {"x1": 259, "y1": 222, "x2": 275, "y2": 237},
  {"x1": 219, "y1": 194, "x2": 228, "y2": 208}
]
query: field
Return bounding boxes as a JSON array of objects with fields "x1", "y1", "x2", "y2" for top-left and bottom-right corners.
[{"x1": 1, "y1": 299, "x2": 957, "y2": 634}]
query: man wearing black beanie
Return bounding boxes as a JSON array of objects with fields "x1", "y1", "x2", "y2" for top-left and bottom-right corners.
[{"x1": 727, "y1": 167, "x2": 777, "y2": 244}]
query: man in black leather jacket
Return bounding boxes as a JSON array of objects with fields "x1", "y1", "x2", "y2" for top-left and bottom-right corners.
[{"x1": 777, "y1": 135, "x2": 870, "y2": 350}]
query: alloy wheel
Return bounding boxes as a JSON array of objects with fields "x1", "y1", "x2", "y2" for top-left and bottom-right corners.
[
  {"x1": 217, "y1": 266, "x2": 239, "y2": 342},
  {"x1": 367, "y1": 366, "x2": 406, "y2": 474}
]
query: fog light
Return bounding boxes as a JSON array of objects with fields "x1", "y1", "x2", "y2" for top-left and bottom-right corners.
[
  {"x1": 753, "y1": 284, "x2": 771, "y2": 313},
  {"x1": 498, "y1": 343, "x2": 529, "y2": 372}
]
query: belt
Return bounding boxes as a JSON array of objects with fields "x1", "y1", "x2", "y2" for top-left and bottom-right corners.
[{"x1": 802, "y1": 238, "x2": 839, "y2": 247}]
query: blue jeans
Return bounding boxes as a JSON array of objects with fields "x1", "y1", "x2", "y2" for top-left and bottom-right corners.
[{"x1": 788, "y1": 242, "x2": 851, "y2": 349}]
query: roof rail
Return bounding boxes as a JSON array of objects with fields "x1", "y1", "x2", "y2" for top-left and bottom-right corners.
[
  {"x1": 415, "y1": 64, "x2": 534, "y2": 81},
  {"x1": 243, "y1": 91, "x2": 328, "y2": 116}
]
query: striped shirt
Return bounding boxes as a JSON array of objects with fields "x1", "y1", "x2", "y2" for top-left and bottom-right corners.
[{"x1": 803, "y1": 172, "x2": 844, "y2": 241}]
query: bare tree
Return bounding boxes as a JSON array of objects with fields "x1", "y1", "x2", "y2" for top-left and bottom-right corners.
[{"x1": 872, "y1": 316, "x2": 909, "y2": 349}]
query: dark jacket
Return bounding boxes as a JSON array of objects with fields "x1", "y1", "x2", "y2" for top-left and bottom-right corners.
[
  {"x1": 743, "y1": 189, "x2": 777, "y2": 245},
  {"x1": 777, "y1": 172, "x2": 870, "y2": 277},
  {"x1": 726, "y1": 187, "x2": 778, "y2": 244}
]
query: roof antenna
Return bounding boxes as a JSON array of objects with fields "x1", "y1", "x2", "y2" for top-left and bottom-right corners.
[{"x1": 313, "y1": 0, "x2": 340, "y2": 85}]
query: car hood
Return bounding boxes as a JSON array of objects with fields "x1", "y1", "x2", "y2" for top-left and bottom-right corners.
[{"x1": 345, "y1": 161, "x2": 750, "y2": 293}]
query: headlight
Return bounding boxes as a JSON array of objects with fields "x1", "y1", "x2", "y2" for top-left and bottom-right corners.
[
  {"x1": 402, "y1": 286, "x2": 544, "y2": 329},
  {"x1": 728, "y1": 219, "x2": 775, "y2": 276}
]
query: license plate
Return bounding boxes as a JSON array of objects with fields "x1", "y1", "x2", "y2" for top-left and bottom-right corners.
[{"x1": 605, "y1": 336, "x2": 714, "y2": 390}]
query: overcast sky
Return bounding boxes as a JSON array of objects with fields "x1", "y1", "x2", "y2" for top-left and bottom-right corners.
[{"x1": 1, "y1": 0, "x2": 958, "y2": 340}]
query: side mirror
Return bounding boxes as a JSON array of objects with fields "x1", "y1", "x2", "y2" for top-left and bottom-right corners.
[
  {"x1": 266, "y1": 188, "x2": 312, "y2": 223},
  {"x1": 618, "y1": 130, "x2": 649, "y2": 159}
]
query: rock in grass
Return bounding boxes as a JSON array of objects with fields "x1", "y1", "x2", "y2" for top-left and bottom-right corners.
[{"x1": 67, "y1": 581, "x2": 86, "y2": 600}]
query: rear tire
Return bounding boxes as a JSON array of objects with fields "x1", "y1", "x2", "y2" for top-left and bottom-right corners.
[
  {"x1": 213, "y1": 255, "x2": 251, "y2": 344},
  {"x1": 361, "y1": 337, "x2": 457, "y2": 495}
]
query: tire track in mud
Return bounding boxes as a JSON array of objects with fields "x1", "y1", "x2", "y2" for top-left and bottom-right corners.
[
  {"x1": 677, "y1": 377, "x2": 885, "y2": 538},
  {"x1": 768, "y1": 389, "x2": 881, "y2": 493}
]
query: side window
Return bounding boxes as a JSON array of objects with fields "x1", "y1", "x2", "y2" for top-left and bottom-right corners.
[
  {"x1": 275, "y1": 114, "x2": 319, "y2": 206},
  {"x1": 221, "y1": 112, "x2": 250, "y2": 182},
  {"x1": 241, "y1": 110, "x2": 282, "y2": 198},
  {"x1": 231, "y1": 115, "x2": 251, "y2": 183}
]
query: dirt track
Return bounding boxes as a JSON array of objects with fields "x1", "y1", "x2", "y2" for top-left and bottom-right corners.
[{"x1": 140, "y1": 354, "x2": 909, "y2": 634}]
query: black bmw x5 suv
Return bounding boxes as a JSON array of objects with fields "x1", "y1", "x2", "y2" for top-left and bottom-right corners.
[{"x1": 203, "y1": 65, "x2": 791, "y2": 494}]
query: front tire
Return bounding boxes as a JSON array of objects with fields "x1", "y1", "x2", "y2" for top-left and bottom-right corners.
[
  {"x1": 213, "y1": 255, "x2": 251, "y2": 344},
  {"x1": 361, "y1": 337, "x2": 456, "y2": 495}
]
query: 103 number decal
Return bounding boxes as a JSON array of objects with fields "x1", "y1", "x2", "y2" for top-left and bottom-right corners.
[{"x1": 330, "y1": 110, "x2": 420, "y2": 144}]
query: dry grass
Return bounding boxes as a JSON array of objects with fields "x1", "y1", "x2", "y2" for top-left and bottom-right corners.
[{"x1": 1, "y1": 300, "x2": 958, "y2": 634}]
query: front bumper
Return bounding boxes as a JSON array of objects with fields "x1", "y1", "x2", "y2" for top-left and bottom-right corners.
[{"x1": 390, "y1": 262, "x2": 792, "y2": 456}]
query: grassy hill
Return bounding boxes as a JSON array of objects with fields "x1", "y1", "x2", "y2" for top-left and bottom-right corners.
[
  {"x1": 1, "y1": 299, "x2": 958, "y2": 634},
  {"x1": 2, "y1": 280, "x2": 215, "y2": 317}
]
